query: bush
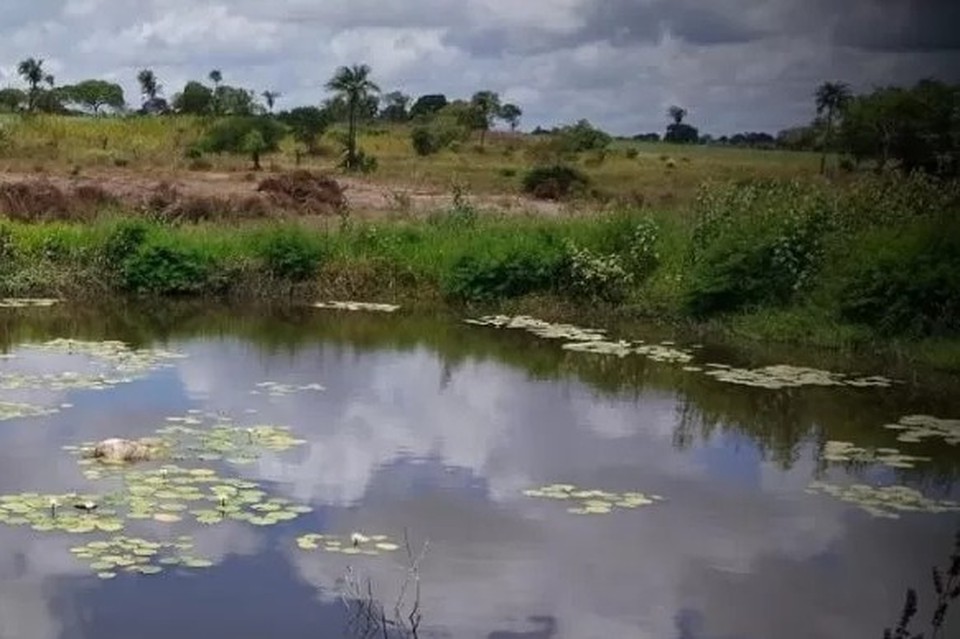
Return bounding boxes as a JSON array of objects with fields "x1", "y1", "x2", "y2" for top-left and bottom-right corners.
[
  {"x1": 563, "y1": 242, "x2": 632, "y2": 302},
  {"x1": 411, "y1": 126, "x2": 440, "y2": 156},
  {"x1": 626, "y1": 217, "x2": 661, "y2": 279},
  {"x1": 102, "y1": 221, "x2": 148, "y2": 271},
  {"x1": 201, "y1": 116, "x2": 286, "y2": 168},
  {"x1": 118, "y1": 240, "x2": 214, "y2": 295},
  {"x1": 625, "y1": 148, "x2": 639, "y2": 159},
  {"x1": 443, "y1": 240, "x2": 566, "y2": 301},
  {"x1": 685, "y1": 181, "x2": 829, "y2": 317},
  {"x1": 522, "y1": 165, "x2": 590, "y2": 200},
  {"x1": 254, "y1": 227, "x2": 325, "y2": 282},
  {"x1": 838, "y1": 217, "x2": 960, "y2": 336}
]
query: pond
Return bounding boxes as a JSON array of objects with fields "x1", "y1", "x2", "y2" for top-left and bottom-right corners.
[{"x1": 0, "y1": 303, "x2": 958, "y2": 639}]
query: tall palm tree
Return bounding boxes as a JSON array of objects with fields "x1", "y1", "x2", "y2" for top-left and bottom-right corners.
[
  {"x1": 261, "y1": 90, "x2": 281, "y2": 113},
  {"x1": 326, "y1": 64, "x2": 379, "y2": 170},
  {"x1": 209, "y1": 70, "x2": 223, "y2": 114},
  {"x1": 17, "y1": 57, "x2": 45, "y2": 112},
  {"x1": 815, "y1": 81, "x2": 851, "y2": 174},
  {"x1": 668, "y1": 105, "x2": 687, "y2": 125},
  {"x1": 137, "y1": 69, "x2": 159, "y2": 103}
]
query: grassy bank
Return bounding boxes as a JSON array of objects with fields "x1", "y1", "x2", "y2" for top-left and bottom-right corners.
[{"x1": 1, "y1": 174, "x2": 958, "y2": 370}]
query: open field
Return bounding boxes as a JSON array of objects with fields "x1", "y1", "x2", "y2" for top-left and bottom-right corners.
[{"x1": 0, "y1": 115, "x2": 825, "y2": 214}]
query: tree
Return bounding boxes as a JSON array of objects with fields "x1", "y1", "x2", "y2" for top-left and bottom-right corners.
[
  {"x1": 261, "y1": 90, "x2": 281, "y2": 113},
  {"x1": 410, "y1": 94, "x2": 447, "y2": 119},
  {"x1": 815, "y1": 81, "x2": 852, "y2": 174},
  {"x1": 499, "y1": 103, "x2": 523, "y2": 132},
  {"x1": 668, "y1": 105, "x2": 687, "y2": 125},
  {"x1": 278, "y1": 106, "x2": 330, "y2": 154},
  {"x1": 0, "y1": 88, "x2": 26, "y2": 112},
  {"x1": 61, "y1": 79, "x2": 125, "y2": 115},
  {"x1": 209, "y1": 69, "x2": 223, "y2": 114},
  {"x1": 17, "y1": 57, "x2": 45, "y2": 112},
  {"x1": 470, "y1": 90, "x2": 501, "y2": 146},
  {"x1": 325, "y1": 63, "x2": 380, "y2": 171},
  {"x1": 379, "y1": 91, "x2": 410, "y2": 122},
  {"x1": 137, "y1": 69, "x2": 168, "y2": 114},
  {"x1": 216, "y1": 85, "x2": 259, "y2": 116},
  {"x1": 201, "y1": 116, "x2": 286, "y2": 170},
  {"x1": 172, "y1": 81, "x2": 214, "y2": 115}
]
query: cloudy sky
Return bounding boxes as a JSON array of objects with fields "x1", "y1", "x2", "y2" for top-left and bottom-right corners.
[{"x1": 1, "y1": 1, "x2": 959, "y2": 139}]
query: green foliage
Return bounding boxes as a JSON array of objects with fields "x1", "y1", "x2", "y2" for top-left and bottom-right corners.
[
  {"x1": 685, "y1": 181, "x2": 829, "y2": 316},
  {"x1": 410, "y1": 94, "x2": 448, "y2": 119},
  {"x1": 278, "y1": 106, "x2": 330, "y2": 154},
  {"x1": 443, "y1": 233, "x2": 567, "y2": 301},
  {"x1": 102, "y1": 221, "x2": 149, "y2": 271},
  {"x1": 522, "y1": 164, "x2": 590, "y2": 200},
  {"x1": 60, "y1": 80, "x2": 125, "y2": 114},
  {"x1": 173, "y1": 81, "x2": 213, "y2": 115},
  {"x1": 556, "y1": 119, "x2": 611, "y2": 153},
  {"x1": 838, "y1": 216, "x2": 960, "y2": 337},
  {"x1": 0, "y1": 88, "x2": 25, "y2": 112},
  {"x1": 201, "y1": 117, "x2": 286, "y2": 167},
  {"x1": 119, "y1": 240, "x2": 214, "y2": 295},
  {"x1": 563, "y1": 242, "x2": 633, "y2": 302},
  {"x1": 254, "y1": 227, "x2": 325, "y2": 282},
  {"x1": 410, "y1": 114, "x2": 469, "y2": 156}
]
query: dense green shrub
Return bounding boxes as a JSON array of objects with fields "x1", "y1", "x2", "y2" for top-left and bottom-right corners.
[
  {"x1": 837, "y1": 217, "x2": 960, "y2": 336},
  {"x1": 201, "y1": 116, "x2": 286, "y2": 169},
  {"x1": 254, "y1": 227, "x2": 325, "y2": 282},
  {"x1": 119, "y1": 240, "x2": 214, "y2": 295},
  {"x1": 563, "y1": 242, "x2": 632, "y2": 302},
  {"x1": 102, "y1": 220, "x2": 148, "y2": 271},
  {"x1": 685, "y1": 181, "x2": 829, "y2": 317},
  {"x1": 522, "y1": 164, "x2": 590, "y2": 200},
  {"x1": 443, "y1": 237, "x2": 566, "y2": 301}
]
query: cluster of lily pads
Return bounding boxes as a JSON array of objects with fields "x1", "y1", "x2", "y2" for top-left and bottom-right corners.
[
  {"x1": 313, "y1": 301, "x2": 400, "y2": 313},
  {"x1": 822, "y1": 441, "x2": 932, "y2": 469},
  {"x1": 522, "y1": 483, "x2": 665, "y2": 516},
  {"x1": 0, "y1": 401, "x2": 60, "y2": 422},
  {"x1": 0, "y1": 492, "x2": 123, "y2": 533},
  {"x1": 250, "y1": 381, "x2": 325, "y2": 397},
  {"x1": 805, "y1": 482, "x2": 960, "y2": 519},
  {"x1": 0, "y1": 298, "x2": 60, "y2": 308},
  {"x1": 296, "y1": 532, "x2": 400, "y2": 555},
  {"x1": 70, "y1": 536, "x2": 213, "y2": 579},
  {"x1": 27, "y1": 338, "x2": 186, "y2": 377},
  {"x1": 703, "y1": 364, "x2": 894, "y2": 389},
  {"x1": 883, "y1": 415, "x2": 960, "y2": 446}
]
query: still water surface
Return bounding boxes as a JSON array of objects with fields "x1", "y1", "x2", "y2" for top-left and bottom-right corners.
[{"x1": 0, "y1": 304, "x2": 958, "y2": 639}]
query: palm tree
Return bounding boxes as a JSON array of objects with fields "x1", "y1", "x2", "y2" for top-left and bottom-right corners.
[
  {"x1": 17, "y1": 57, "x2": 45, "y2": 112},
  {"x1": 815, "y1": 81, "x2": 851, "y2": 174},
  {"x1": 137, "y1": 69, "x2": 159, "y2": 103},
  {"x1": 209, "y1": 70, "x2": 222, "y2": 87},
  {"x1": 261, "y1": 90, "x2": 281, "y2": 113},
  {"x1": 668, "y1": 105, "x2": 687, "y2": 125},
  {"x1": 209, "y1": 70, "x2": 223, "y2": 115},
  {"x1": 326, "y1": 64, "x2": 379, "y2": 170}
]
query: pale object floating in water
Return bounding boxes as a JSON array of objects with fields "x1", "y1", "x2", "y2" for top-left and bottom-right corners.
[
  {"x1": 883, "y1": 415, "x2": 960, "y2": 446},
  {"x1": 296, "y1": 532, "x2": 402, "y2": 556},
  {"x1": 806, "y1": 481, "x2": 960, "y2": 519},
  {"x1": 822, "y1": 440, "x2": 932, "y2": 469},
  {"x1": 313, "y1": 301, "x2": 400, "y2": 313},
  {"x1": 522, "y1": 483, "x2": 665, "y2": 515},
  {"x1": 704, "y1": 364, "x2": 895, "y2": 390}
]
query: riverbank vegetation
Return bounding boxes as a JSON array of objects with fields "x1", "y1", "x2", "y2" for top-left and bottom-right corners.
[{"x1": 1, "y1": 174, "x2": 957, "y2": 369}]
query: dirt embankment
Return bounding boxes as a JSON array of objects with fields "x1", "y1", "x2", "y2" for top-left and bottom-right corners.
[{"x1": 0, "y1": 168, "x2": 562, "y2": 222}]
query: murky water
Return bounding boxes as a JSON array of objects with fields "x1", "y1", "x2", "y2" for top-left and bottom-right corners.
[{"x1": 1, "y1": 303, "x2": 958, "y2": 639}]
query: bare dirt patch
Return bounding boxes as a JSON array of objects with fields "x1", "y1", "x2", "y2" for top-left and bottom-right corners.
[{"x1": 0, "y1": 168, "x2": 563, "y2": 221}]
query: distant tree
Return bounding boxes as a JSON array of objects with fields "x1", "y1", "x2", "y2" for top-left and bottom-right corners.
[
  {"x1": 61, "y1": 79, "x2": 125, "y2": 115},
  {"x1": 557, "y1": 119, "x2": 611, "y2": 153},
  {"x1": 668, "y1": 105, "x2": 687, "y2": 125},
  {"x1": 201, "y1": 116, "x2": 286, "y2": 170},
  {"x1": 172, "y1": 81, "x2": 214, "y2": 115},
  {"x1": 470, "y1": 90, "x2": 501, "y2": 146},
  {"x1": 0, "y1": 88, "x2": 27, "y2": 112},
  {"x1": 325, "y1": 63, "x2": 380, "y2": 171},
  {"x1": 261, "y1": 90, "x2": 281, "y2": 113},
  {"x1": 278, "y1": 106, "x2": 330, "y2": 154},
  {"x1": 209, "y1": 70, "x2": 222, "y2": 87},
  {"x1": 409, "y1": 94, "x2": 448, "y2": 119},
  {"x1": 632, "y1": 132, "x2": 660, "y2": 142},
  {"x1": 17, "y1": 57, "x2": 46, "y2": 112},
  {"x1": 379, "y1": 91, "x2": 411, "y2": 122},
  {"x1": 499, "y1": 103, "x2": 523, "y2": 132},
  {"x1": 776, "y1": 126, "x2": 818, "y2": 151},
  {"x1": 137, "y1": 69, "x2": 168, "y2": 114},
  {"x1": 216, "y1": 85, "x2": 259, "y2": 116},
  {"x1": 815, "y1": 81, "x2": 852, "y2": 174},
  {"x1": 209, "y1": 69, "x2": 223, "y2": 114}
]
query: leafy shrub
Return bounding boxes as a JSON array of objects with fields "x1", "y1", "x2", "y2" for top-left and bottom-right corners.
[
  {"x1": 201, "y1": 116, "x2": 286, "y2": 168},
  {"x1": 498, "y1": 167, "x2": 517, "y2": 178},
  {"x1": 685, "y1": 181, "x2": 829, "y2": 316},
  {"x1": 118, "y1": 240, "x2": 214, "y2": 295},
  {"x1": 626, "y1": 217, "x2": 661, "y2": 279},
  {"x1": 443, "y1": 240, "x2": 566, "y2": 301},
  {"x1": 563, "y1": 242, "x2": 632, "y2": 302},
  {"x1": 555, "y1": 119, "x2": 612, "y2": 153},
  {"x1": 838, "y1": 217, "x2": 960, "y2": 337},
  {"x1": 410, "y1": 117, "x2": 469, "y2": 156},
  {"x1": 522, "y1": 165, "x2": 590, "y2": 200},
  {"x1": 625, "y1": 148, "x2": 639, "y2": 159},
  {"x1": 254, "y1": 227, "x2": 325, "y2": 282},
  {"x1": 102, "y1": 220, "x2": 148, "y2": 271}
]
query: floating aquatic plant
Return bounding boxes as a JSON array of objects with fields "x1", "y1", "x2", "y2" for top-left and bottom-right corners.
[
  {"x1": 704, "y1": 364, "x2": 894, "y2": 389},
  {"x1": 69, "y1": 536, "x2": 214, "y2": 578},
  {"x1": 26, "y1": 339, "x2": 185, "y2": 377},
  {"x1": 522, "y1": 484, "x2": 665, "y2": 515},
  {"x1": 0, "y1": 298, "x2": 60, "y2": 308},
  {"x1": 0, "y1": 492, "x2": 122, "y2": 533},
  {"x1": 633, "y1": 343, "x2": 695, "y2": 364},
  {"x1": 822, "y1": 441, "x2": 932, "y2": 469},
  {"x1": 296, "y1": 532, "x2": 400, "y2": 555},
  {"x1": 313, "y1": 302, "x2": 400, "y2": 313},
  {"x1": 883, "y1": 415, "x2": 960, "y2": 446},
  {"x1": 561, "y1": 341, "x2": 633, "y2": 357},
  {"x1": 252, "y1": 381, "x2": 325, "y2": 397},
  {"x1": 806, "y1": 481, "x2": 960, "y2": 519},
  {"x1": 0, "y1": 401, "x2": 60, "y2": 422},
  {"x1": 466, "y1": 315, "x2": 605, "y2": 342}
]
